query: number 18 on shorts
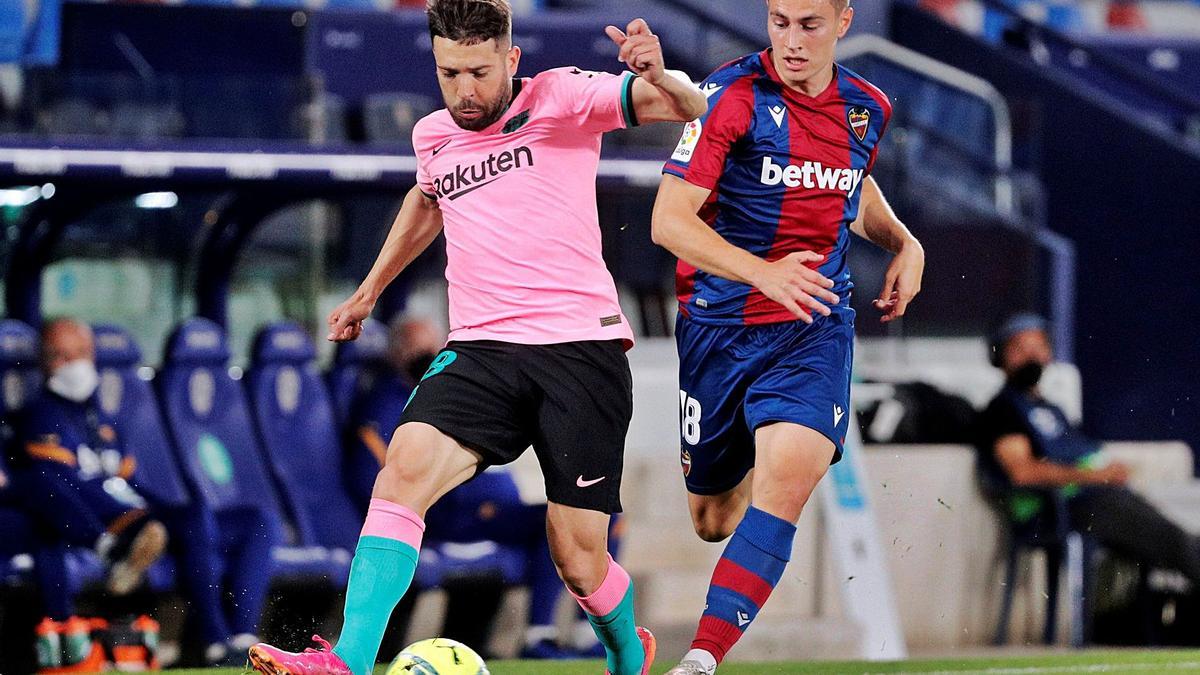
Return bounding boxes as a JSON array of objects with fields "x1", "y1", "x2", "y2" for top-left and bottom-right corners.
[{"x1": 675, "y1": 312, "x2": 855, "y2": 496}]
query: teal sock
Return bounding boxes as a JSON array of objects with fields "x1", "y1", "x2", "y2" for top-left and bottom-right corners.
[
  {"x1": 332, "y1": 536, "x2": 419, "y2": 675},
  {"x1": 586, "y1": 585, "x2": 644, "y2": 675}
]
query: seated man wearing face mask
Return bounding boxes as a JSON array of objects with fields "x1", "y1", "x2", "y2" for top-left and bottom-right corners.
[
  {"x1": 13, "y1": 318, "x2": 252, "y2": 666},
  {"x1": 978, "y1": 314, "x2": 1200, "y2": 583},
  {"x1": 15, "y1": 318, "x2": 169, "y2": 596}
]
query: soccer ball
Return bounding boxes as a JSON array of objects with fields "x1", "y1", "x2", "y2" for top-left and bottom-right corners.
[{"x1": 385, "y1": 638, "x2": 489, "y2": 675}]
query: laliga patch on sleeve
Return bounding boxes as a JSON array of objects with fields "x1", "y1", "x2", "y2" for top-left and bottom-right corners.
[{"x1": 671, "y1": 119, "x2": 702, "y2": 163}]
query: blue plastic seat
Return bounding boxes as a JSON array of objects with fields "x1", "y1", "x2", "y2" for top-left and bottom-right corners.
[
  {"x1": 0, "y1": 319, "x2": 41, "y2": 454},
  {"x1": 0, "y1": 0, "x2": 25, "y2": 64},
  {"x1": 158, "y1": 318, "x2": 344, "y2": 584},
  {"x1": 158, "y1": 319, "x2": 282, "y2": 516},
  {"x1": 248, "y1": 322, "x2": 361, "y2": 554},
  {"x1": 0, "y1": 454, "x2": 35, "y2": 582},
  {"x1": 418, "y1": 470, "x2": 531, "y2": 589},
  {"x1": 93, "y1": 324, "x2": 192, "y2": 509},
  {"x1": 0, "y1": 320, "x2": 43, "y2": 584},
  {"x1": 327, "y1": 318, "x2": 388, "y2": 427}
]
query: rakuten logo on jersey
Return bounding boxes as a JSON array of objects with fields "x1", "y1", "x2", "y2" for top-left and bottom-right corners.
[
  {"x1": 434, "y1": 146, "x2": 534, "y2": 201},
  {"x1": 760, "y1": 156, "x2": 865, "y2": 198}
]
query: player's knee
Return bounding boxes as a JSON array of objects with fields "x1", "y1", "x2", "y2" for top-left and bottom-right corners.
[
  {"x1": 377, "y1": 449, "x2": 431, "y2": 488},
  {"x1": 374, "y1": 462, "x2": 412, "y2": 499},
  {"x1": 753, "y1": 474, "x2": 817, "y2": 523},
  {"x1": 691, "y1": 508, "x2": 737, "y2": 543},
  {"x1": 694, "y1": 521, "x2": 734, "y2": 543},
  {"x1": 552, "y1": 549, "x2": 608, "y2": 597}
]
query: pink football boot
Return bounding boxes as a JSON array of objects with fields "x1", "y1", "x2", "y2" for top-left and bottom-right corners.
[{"x1": 248, "y1": 635, "x2": 351, "y2": 675}]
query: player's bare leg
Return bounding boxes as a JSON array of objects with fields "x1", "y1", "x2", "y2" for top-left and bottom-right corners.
[
  {"x1": 750, "y1": 424, "x2": 834, "y2": 523},
  {"x1": 687, "y1": 471, "x2": 753, "y2": 543},
  {"x1": 548, "y1": 503, "x2": 656, "y2": 675},
  {"x1": 371, "y1": 422, "x2": 483, "y2": 510},
  {"x1": 669, "y1": 423, "x2": 833, "y2": 674},
  {"x1": 250, "y1": 423, "x2": 480, "y2": 675}
]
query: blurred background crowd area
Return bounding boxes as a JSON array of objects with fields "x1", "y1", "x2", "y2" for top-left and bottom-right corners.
[{"x1": 0, "y1": 0, "x2": 1195, "y2": 452}]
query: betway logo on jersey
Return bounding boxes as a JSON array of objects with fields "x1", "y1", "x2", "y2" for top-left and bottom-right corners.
[
  {"x1": 433, "y1": 146, "x2": 534, "y2": 201},
  {"x1": 760, "y1": 156, "x2": 865, "y2": 197}
]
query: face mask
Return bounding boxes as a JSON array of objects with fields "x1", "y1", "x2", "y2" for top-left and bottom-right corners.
[
  {"x1": 406, "y1": 352, "x2": 438, "y2": 382},
  {"x1": 48, "y1": 359, "x2": 100, "y2": 403},
  {"x1": 1008, "y1": 361, "x2": 1044, "y2": 390}
]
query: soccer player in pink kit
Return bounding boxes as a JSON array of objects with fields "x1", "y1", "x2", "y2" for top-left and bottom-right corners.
[{"x1": 247, "y1": 2, "x2": 705, "y2": 674}]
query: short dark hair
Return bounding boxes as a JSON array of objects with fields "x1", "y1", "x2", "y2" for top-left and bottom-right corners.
[{"x1": 426, "y1": 0, "x2": 512, "y2": 47}]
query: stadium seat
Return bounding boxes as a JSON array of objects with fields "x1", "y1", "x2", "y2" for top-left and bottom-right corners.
[
  {"x1": 247, "y1": 322, "x2": 361, "y2": 553},
  {"x1": 0, "y1": 319, "x2": 41, "y2": 530},
  {"x1": 158, "y1": 319, "x2": 281, "y2": 515},
  {"x1": 158, "y1": 318, "x2": 345, "y2": 582},
  {"x1": 307, "y1": 93, "x2": 349, "y2": 144},
  {"x1": 327, "y1": 318, "x2": 388, "y2": 427},
  {"x1": 93, "y1": 324, "x2": 191, "y2": 509},
  {"x1": 417, "y1": 470, "x2": 531, "y2": 589},
  {"x1": 0, "y1": 319, "x2": 40, "y2": 455},
  {"x1": 977, "y1": 457, "x2": 1094, "y2": 647},
  {"x1": 0, "y1": 0, "x2": 23, "y2": 64},
  {"x1": 0, "y1": 454, "x2": 34, "y2": 582}
]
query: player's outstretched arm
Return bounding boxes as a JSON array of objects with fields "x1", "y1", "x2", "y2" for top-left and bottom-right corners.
[
  {"x1": 850, "y1": 176, "x2": 925, "y2": 323},
  {"x1": 605, "y1": 19, "x2": 706, "y2": 123},
  {"x1": 652, "y1": 175, "x2": 840, "y2": 323},
  {"x1": 326, "y1": 185, "x2": 444, "y2": 342}
]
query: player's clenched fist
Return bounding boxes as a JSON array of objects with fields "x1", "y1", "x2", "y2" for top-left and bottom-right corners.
[
  {"x1": 326, "y1": 292, "x2": 374, "y2": 342},
  {"x1": 605, "y1": 18, "x2": 665, "y2": 85},
  {"x1": 749, "y1": 251, "x2": 840, "y2": 324}
]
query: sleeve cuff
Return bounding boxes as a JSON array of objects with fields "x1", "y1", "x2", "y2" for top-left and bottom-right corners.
[
  {"x1": 621, "y1": 73, "x2": 640, "y2": 129},
  {"x1": 662, "y1": 164, "x2": 687, "y2": 179},
  {"x1": 662, "y1": 163, "x2": 717, "y2": 191}
]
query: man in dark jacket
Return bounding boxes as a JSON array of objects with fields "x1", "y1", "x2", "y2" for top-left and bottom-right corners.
[{"x1": 979, "y1": 314, "x2": 1200, "y2": 580}]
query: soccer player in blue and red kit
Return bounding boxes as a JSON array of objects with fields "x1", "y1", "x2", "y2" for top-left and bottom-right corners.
[{"x1": 651, "y1": 1, "x2": 925, "y2": 672}]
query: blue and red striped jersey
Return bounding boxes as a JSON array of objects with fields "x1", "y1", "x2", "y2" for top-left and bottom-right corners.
[{"x1": 663, "y1": 49, "x2": 892, "y2": 325}]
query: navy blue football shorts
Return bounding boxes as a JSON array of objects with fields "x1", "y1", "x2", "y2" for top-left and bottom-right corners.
[{"x1": 675, "y1": 307, "x2": 854, "y2": 496}]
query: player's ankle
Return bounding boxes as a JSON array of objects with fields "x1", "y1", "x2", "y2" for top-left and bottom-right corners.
[{"x1": 683, "y1": 648, "x2": 718, "y2": 671}]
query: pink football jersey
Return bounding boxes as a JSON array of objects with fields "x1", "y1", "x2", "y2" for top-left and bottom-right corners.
[{"x1": 413, "y1": 67, "x2": 639, "y2": 348}]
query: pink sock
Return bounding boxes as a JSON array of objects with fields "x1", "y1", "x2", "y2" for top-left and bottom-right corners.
[
  {"x1": 571, "y1": 554, "x2": 630, "y2": 617},
  {"x1": 360, "y1": 498, "x2": 425, "y2": 550}
]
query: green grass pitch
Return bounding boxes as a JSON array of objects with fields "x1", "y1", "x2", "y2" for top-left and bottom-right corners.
[{"x1": 169, "y1": 649, "x2": 1200, "y2": 674}]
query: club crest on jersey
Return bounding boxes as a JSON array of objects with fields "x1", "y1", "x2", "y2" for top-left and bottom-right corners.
[
  {"x1": 680, "y1": 449, "x2": 692, "y2": 477},
  {"x1": 502, "y1": 110, "x2": 531, "y2": 134},
  {"x1": 848, "y1": 106, "x2": 870, "y2": 142}
]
